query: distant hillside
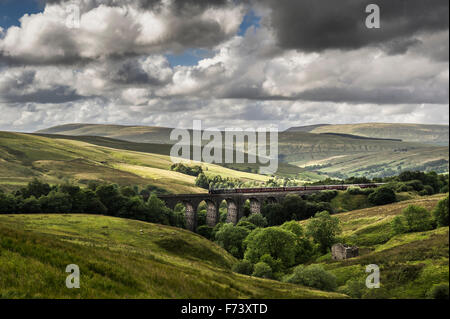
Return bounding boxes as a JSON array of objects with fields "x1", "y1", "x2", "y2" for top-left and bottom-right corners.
[
  {"x1": 0, "y1": 214, "x2": 345, "y2": 298},
  {"x1": 285, "y1": 124, "x2": 330, "y2": 133},
  {"x1": 294, "y1": 123, "x2": 449, "y2": 146},
  {"x1": 36, "y1": 123, "x2": 449, "y2": 179},
  {"x1": 37, "y1": 124, "x2": 174, "y2": 144}
]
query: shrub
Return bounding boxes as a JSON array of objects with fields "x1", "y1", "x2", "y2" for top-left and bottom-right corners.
[
  {"x1": 232, "y1": 260, "x2": 254, "y2": 276},
  {"x1": 338, "y1": 279, "x2": 366, "y2": 299},
  {"x1": 423, "y1": 185, "x2": 435, "y2": 196},
  {"x1": 306, "y1": 211, "x2": 341, "y2": 253},
  {"x1": 427, "y1": 283, "x2": 449, "y2": 299},
  {"x1": 418, "y1": 190, "x2": 429, "y2": 196},
  {"x1": 368, "y1": 187, "x2": 396, "y2": 206},
  {"x1": 433, "y1": 195, "x2": 449, "y2": 227},
  {"x1": 252, "y1": 262, "x2": 273, "y2": 279},
  {"x1": 284, "y1": 264, "x2": 337, "y2": 291},
  {"x1": 391, "y1": 216, "x2": 407, "y2": 235},
  {"x1": 402, "y1": 205, "x2": 434, "y2": 232}
]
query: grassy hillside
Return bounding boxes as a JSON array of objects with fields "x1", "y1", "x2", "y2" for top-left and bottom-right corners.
[
  {"x1": 36, "y1": 123, "x2": 449, "y2": 179},
  {"x1": 302, "y1": 194, "x2": 449, "y2": 299},
  {"x1": 304, "y1": 123, "x2": 449, "y2": 146},
  {"x1": 0, "y1": 214, "x2": 345, "y2": 299},
  {"x1": 0, "y1": 132, "x2": 271, "y2": 193},
  {"x1": 33, "y1": 133, "x2": 311, "y2": 179}
]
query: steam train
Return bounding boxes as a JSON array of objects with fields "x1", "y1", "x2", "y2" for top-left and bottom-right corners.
[{"x1": 209, "y1": 183, "x2": 384, "y2": 195}]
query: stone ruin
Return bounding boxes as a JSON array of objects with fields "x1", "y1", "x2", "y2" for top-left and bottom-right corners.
[{"x1": 331, "y1": 243, "x2": 359, "y2": 260}]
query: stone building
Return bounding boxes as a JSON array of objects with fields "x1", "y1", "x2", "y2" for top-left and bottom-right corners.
[{"x1": 331, "y1": 243, "x2": 359, "y2": 260}]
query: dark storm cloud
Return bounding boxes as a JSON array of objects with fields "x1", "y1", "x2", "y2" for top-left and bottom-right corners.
[
  {"x1": 108, "y1": 59, "x2": 167, "y2": 86},
  {"x1": 260, "y1": 0, "x2": 449, "y2": 53},
  {"x1": 297, "y1": 86, "x2": 449, "y2": 105},
  {"x1": 1, "y1": 85, "x2": 85, "y2": 104}
]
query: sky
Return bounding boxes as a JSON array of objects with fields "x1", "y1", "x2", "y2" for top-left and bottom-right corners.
[{"x1": 0, "y1": 0, "x2": 448, "y2": 132}]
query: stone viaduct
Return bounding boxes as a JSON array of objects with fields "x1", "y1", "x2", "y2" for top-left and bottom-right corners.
[{"x1": 158, "y1": 190, "x2": 318, "y2": 232}]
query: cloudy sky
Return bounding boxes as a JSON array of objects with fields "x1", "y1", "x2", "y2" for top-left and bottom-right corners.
[{"x1": 0, "y1": 0, "x2": 448, "y2": 132}]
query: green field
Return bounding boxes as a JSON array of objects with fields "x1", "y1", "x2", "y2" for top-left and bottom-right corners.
[
  {"x1": 0, "y1": 214, "x2": 345, "y2": 299},
  {"x1": 301, "y1": 194, "x2": 449, "y2": 298}
]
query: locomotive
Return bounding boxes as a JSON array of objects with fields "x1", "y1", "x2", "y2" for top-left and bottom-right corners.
[{"x1": 208, "y1": 183, "x2": 384, "y2": 195}]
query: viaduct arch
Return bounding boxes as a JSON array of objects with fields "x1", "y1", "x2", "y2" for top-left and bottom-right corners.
[{"x1": 159, "y1": 190, "x2": 313, "y2": 232}]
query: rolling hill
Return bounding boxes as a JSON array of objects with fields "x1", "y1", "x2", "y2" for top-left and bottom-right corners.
[
  {"x1": 0, "y1": 132, "x2": 272, "y2": 193},
  {"x1": 36, "y1": 123, "x2": 450, "y2": 179},
  {"x1": 287, "y1": 123, "x2": 449, "y2": 146},
  {"x1": 0, "y1": 214, "x2": 345, "y2": 299},
  {"x1": 37, "y1": 124, "x2": 175, "y2": 145}
]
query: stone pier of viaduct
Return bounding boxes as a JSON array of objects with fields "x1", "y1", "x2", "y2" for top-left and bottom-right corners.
[{"x1": 158, "y1": 190, "x2": 317, "y2": 232}]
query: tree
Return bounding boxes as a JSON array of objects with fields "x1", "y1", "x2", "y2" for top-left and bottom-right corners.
[
  {"x1": 95, "y1": 185, "x2": 127, "y2": 216},
  {"x1": 119, "y1": 196, "x2": 148, "y2": 220},
  {"x1": 280, "y1": 221, "x2": 304, "y2": 236},
  {"x1": 120, "y1": 186, "x2": 137, "y2": 197},
  {"x1": 239, "y1": 213, "x2": 268, "y2": 228},
  {"x1": 433, "y1": 195, "x2": 449, "y2": 227},
  {"x1": 39, "y1": 191, "x2": 72, "y2": 214},
  {"x1": 195, "y1": 173, "x2": 210, "y2": 189},
  {"x1": 0, "y1": 193, "x2": 16, "y2": 214},
  {"x1": 19, "y1": 179, "x2": 51, "y2": 199},
  {"x1": 280, "y1": 221, "x2": 313, "y2": 264},
  {"x1": 402, "y1": 205, "x2": 434, "y2": 232},
  {"x1": 19, "y1": 196, "x2": 41, "y2": 214},
  {"x1": 244, "y1": 227, "x2": 297, "y2": 268},
  {"x1": 82, "y1": 189, "x2": 107, "y2": 215},
  {"x1": 306, "y1": 211, "x2": 341, "y2": 253},
  {"x1": 146, "y1": 194, "x2": 172, "y2": 225},
  {"x1": 236, "y1": 220, "x2": 257, "y2": 232},
  {"x1": 282, "y1": 195, "x2": 308, "y2": 220},
  {"x1": 215, "y1": 224, "x2": 250, "y2": 259},
  {"x1": 368, "y1": 187, "x2": 397, "y2": 205},
  {"x1": 261, "y1": 203, "x2": 285, "y2": 226}
]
